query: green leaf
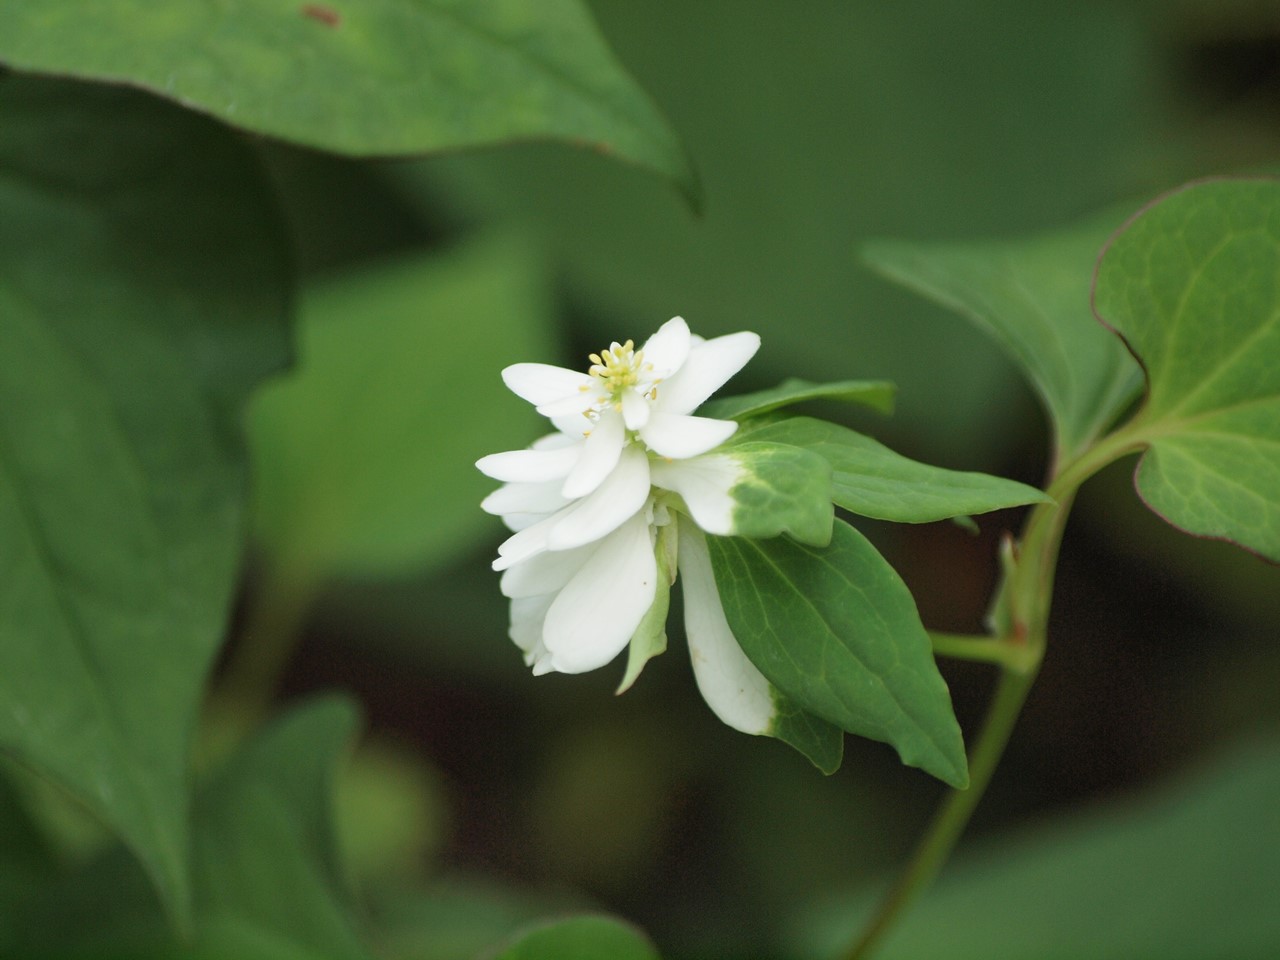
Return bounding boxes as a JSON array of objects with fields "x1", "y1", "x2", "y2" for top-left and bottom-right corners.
[
  {"x1": 192, "y1": 698, "x2": 369, "y2": 960},
  {"x1": 0, "y1": 76, "x2": 291, "y2": 924},
  {"x1": 1092, "y1": 178, "x2": 1280, "y2": 563},
  {"x1": 490, "y1": 916, "x2": 661, "y2": 960},
  {"x1": 250, "y1": 237, "x2": 552, "y2": 580},
  {"x1": 708, "y1": 521, "x2": 967, "y2": 787},
  {"x1": 735, "y1": 416, "x2": 1050, "y2": 522},
  {"x1": 702, "y1": 377, "x2": 895, "y2": 422},
  {"x1": 864, "y1": 209, "x2": 1143, "y2": 464},
  {"x1": 766, "y1": 695, "x2": 845, "y2": 776},
  {"x1": 0, "y1": 698, "x2": 370, "y2": 960},
  {"x1": 0, "y1": 0, "x2": 696, "y2": 201},
  {"x1": 720, "y1": 442, "x2": 835, "y2": 546}
]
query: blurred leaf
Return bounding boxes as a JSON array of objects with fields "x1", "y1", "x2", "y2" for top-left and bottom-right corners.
[
  {"x1": 489, "y1": 916, "x2": 661, "y2": 960},
  {"x1": 0, "y1": 0, "x2": 696, "y2": 200},
  {"x1": 1, "y1": 698, "x2": 370, "y2": 960},
  {"x1": 863, "y1": 208, "x2": 1143, "y2": 465},
  {"x1": 192, "y1": 697, "x2": 368, "y2": 959},
  {"x1": 735, "y1": 417, "x2": 1050, "y2": 522},
  {"x1": 250, "y1": 237, "x2": 551, "y2": 580},
  {"x1": 797, "y1": 735, "x2": 1280, "y2": 960},
  {"x1": 0, "y1": 76, "x2": 291, "y2": 923},
  {"x1": 1093, "y1": 178, "x2": 1280, "y2": 562},
  {"x1": 709, "y1": 521, "x2": 967, "y2": 787},
  {"x1": 702, "y1": 378, "x2": 895, "y2": 422}
]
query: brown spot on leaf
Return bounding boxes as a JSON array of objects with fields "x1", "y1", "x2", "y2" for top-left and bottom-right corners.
[{"x1": 301, "y1": 3, "x2": 341, "y2": 27}]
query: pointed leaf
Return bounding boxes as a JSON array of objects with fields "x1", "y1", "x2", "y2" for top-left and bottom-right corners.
[
  {"x1": 767, "y1": 694, "x2": 845, "y2": 775},
  {"x1": 864, "y1": 210, "x2": 1143, "y2": 464},
  {"x1": 192, "y1": 698, "x2": 369, "y2": 960},
  {"x1": 0, "y1": 76, "x2": 291, "y2": 923},
  {"x1": 0, "y1": 0, "x2": 696, "y2": 200},
  {"x1": 735, "y1": 416, "x2": 1050, "y2": 522},
  {"x1": 702, "y1": 377, "x2": 895, "y2": 422},
  {"x1": 1093, "y1": 178, "x2": 1280, "y2": 562},
  {"x1": 250, "y1": 238, "x2": 553, "y2": 579},
  {"x1": 708, "y1": 521, "x2": 968, "y2": 787},
  {"x1": 490, "y1": 915, "x2": 661, "y2": 960}
]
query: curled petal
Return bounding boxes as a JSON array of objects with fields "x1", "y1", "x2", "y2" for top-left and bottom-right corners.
[
  {"x1": 549, "y1": 444, "x2": 650, "y2": 550},
  {"x1": 542, "y1": 511, "x2": 658, "y2": 674},
  {"x1": 653, "y1": 331, "x2": 761, "y2": 416},
  {"x1": 649, "y1": 454, "x2": 743, "y2": 535},
  {"x1": 562, "y1": 408, "x2": 625, "y2": 498},
  {"x1": 676, "y1": 522, "x2": 774, "y2": 735},
  {"x1": 503, "y1": 363, "x2": 594, "y2": 407},
  {"x1": 640, "y1": 412, "x2": 737, "y2": 459},
  {"x1": 640, "y1": 316, "x2": 692, "y2": 378},
  {"x1": 476, "y1": 444, "x2": 580, "y2": 483}
]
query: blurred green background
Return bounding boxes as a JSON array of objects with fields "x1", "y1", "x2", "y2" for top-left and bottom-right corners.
[{"x1": 230, "y1": 1, "x2": 1280, "y2": 956}]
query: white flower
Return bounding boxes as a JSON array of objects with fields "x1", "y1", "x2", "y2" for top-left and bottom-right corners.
[{"x1": 476, "y1": 316, "x2": 778, "y2": 734}]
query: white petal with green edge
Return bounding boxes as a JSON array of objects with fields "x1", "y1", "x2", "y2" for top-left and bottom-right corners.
[
  {"x1": 502, "y1": 362, "x2": 593, "y2": 407},
  {"x1": 542, "y1": 510, "x2": 658, "y2": 674},
  {"x1": 676, "y1": 523, "x2": 774, "y2": 735},
  {"x1": 640, "y1": 412, "x2": 738, "y2": 459},
  {"x1": 656, "y1": 331, "x2": 760, "y2": 415},
  {"x1": 639, "y1": 316, "x2": 692, "y2": 376},
  {"x1": 476, "y1": 444, "x2": 580, "y2": 482},
  {"x1": 649, "y1": 454, "x2": 744, "y2": 535},
  {"x1": 561, "y1": 408, "x2": 625, "y2": 498},
  {"x1": 547, "y1": 444, "x2": 651, "y2": 550}
]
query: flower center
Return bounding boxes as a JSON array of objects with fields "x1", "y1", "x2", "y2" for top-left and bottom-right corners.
[{"x1": 588, "y1": 339, "x2": 645, "y2": 400}]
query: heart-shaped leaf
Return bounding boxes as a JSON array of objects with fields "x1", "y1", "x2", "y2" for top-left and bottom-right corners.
[
  {"x1": 1092, "y1": 178, "x2": 1280, "y2": 563},
  {"x1": 0, "y1": 0, "x2": 696, "y2": 200},
  {"x1": 0, "y1": 75, "x2": 291, "y2": 923}
]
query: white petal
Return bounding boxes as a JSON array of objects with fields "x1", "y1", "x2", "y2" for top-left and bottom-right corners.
[
  {"x1": 653, "y1": 331, "x2": 760, "y2": 415},
  {"x1": 649, "y1": 454, "x2": 744, "y2": 535},
  {"x1": 476, "y1": 445, "x2": 580, "y2": 483},
  {"x1": 640, "y1": 316, "x2": 692, "y2": 378},
  {"x1": 561, "y1": 408, "x2": 625, "y2": 498},
  {"x1": 509, "y1": 594, "x2": 554, "y2": 668},
  {"x1": 676, "y1": 522, "x2": 774, "y2": 735},
  {"x1": 640, "y1": 412, "x2": 738, "y2": 459},
  {"x1": 548, "y1": 444, "x2": 651, "y2": 550},
  {"x1": 537, "y1": 391, "x2": 603, "y2": 420},
  {"x1": 500, "y1": 542, "x2": 595, "y2": 598},
  {"x1": 481, "y1": 479, "x2": 571, "y2": 517},
  {"x1": 621, "y1": 386, "x2": 650, "y2": 431},
  {"x1": 503, "y1": 363, "x2": 594, "y2": 407},
  {"x1": 493, "y1": 508, "x2": 564, "y2": 570},
  {"x1": 542, "y1": 511, "x2": 658, "y2": 674},
  {"x1": 500, "y1": 512, "x2": 547, "y2": 533},
  {"x1": 531, "y1": 432, "x2": 580, "y2": 450}
]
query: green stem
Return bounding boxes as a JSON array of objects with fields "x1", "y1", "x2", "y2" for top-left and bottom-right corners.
[
  {"x1": 843, "y1": 428, "x2": 1144, "y2": 960},
  {"x1": 929, "y1": 632, "x2": 1037, "y2": 673}
]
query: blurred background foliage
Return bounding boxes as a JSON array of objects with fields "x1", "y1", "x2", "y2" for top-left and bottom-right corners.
[{"x1": 216, "y1": 0, "x2": 1280, "y2": 956}]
